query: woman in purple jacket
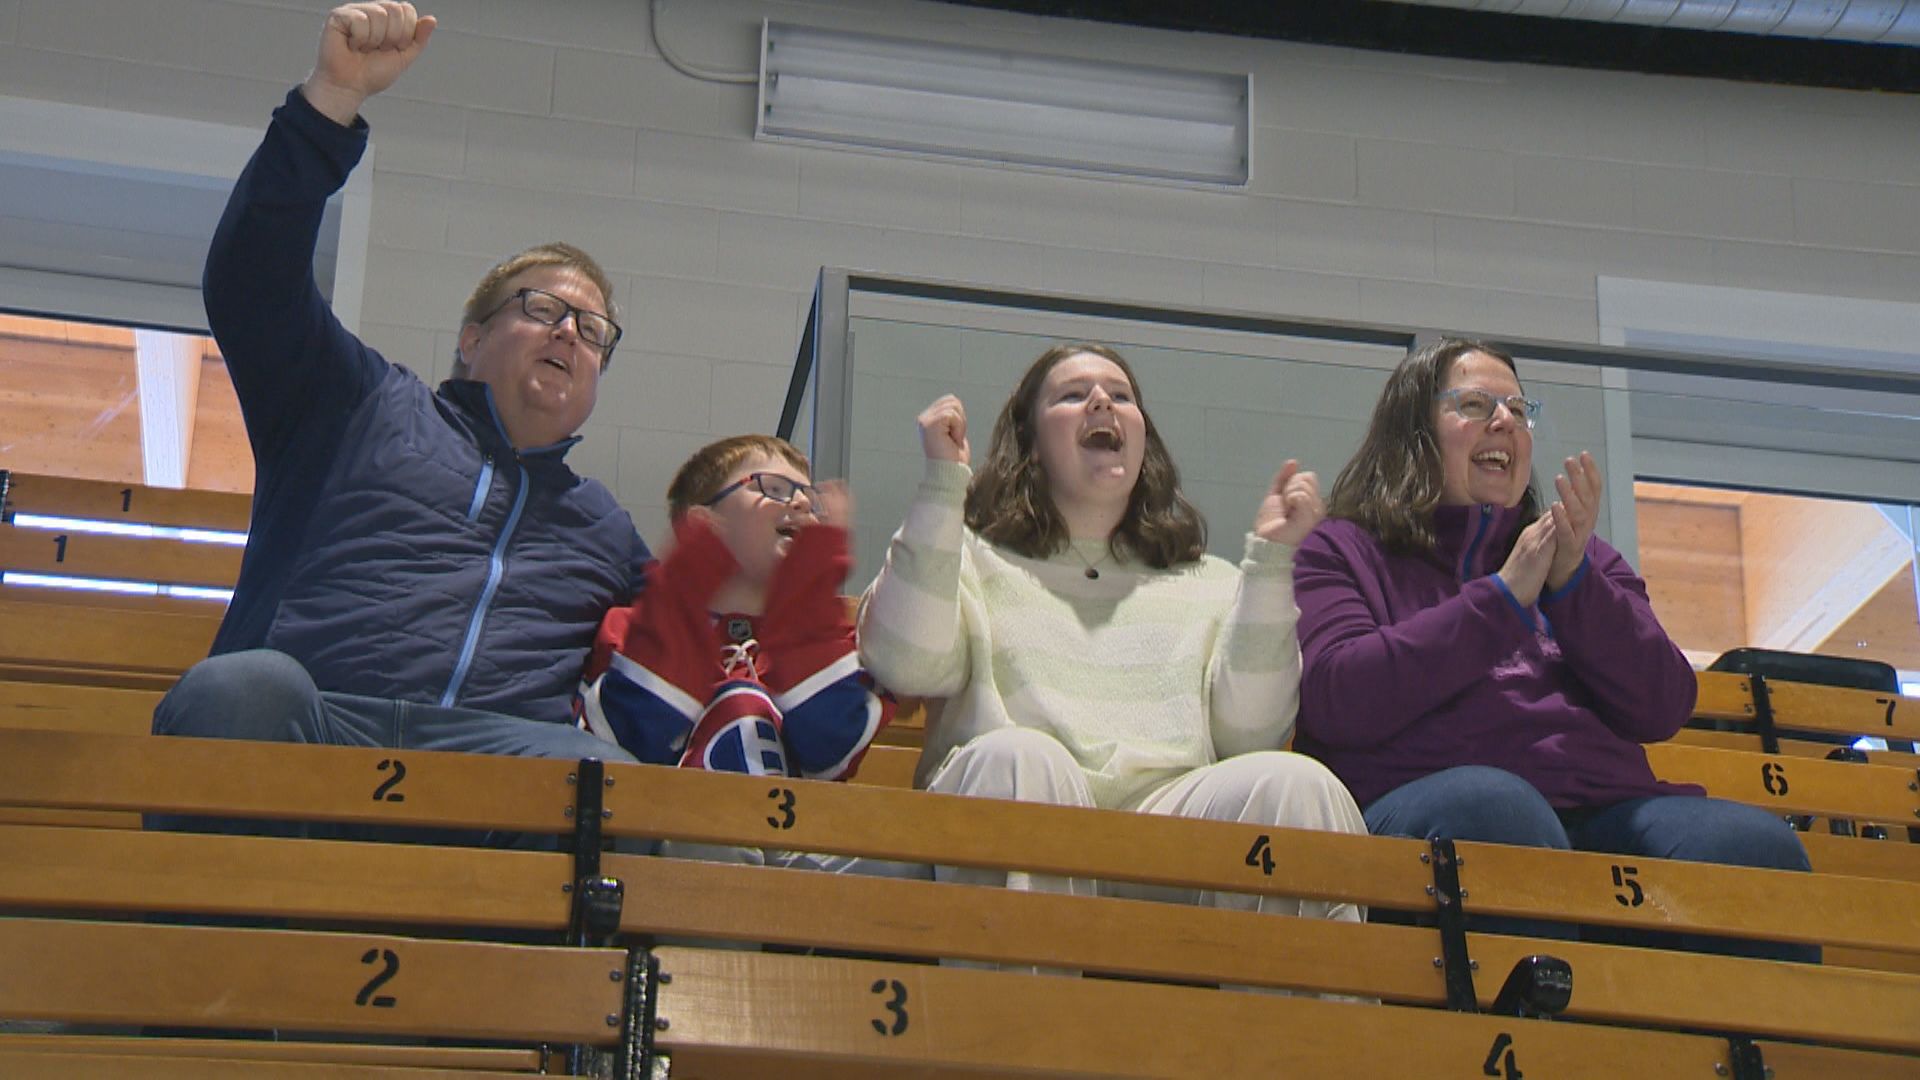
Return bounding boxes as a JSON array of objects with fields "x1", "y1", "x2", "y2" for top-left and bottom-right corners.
[{"x1": 1293, "y1": 338, "x2": 1813, "y2": 961}]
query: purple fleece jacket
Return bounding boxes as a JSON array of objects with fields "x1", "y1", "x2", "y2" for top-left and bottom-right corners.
[{"x1": 1293, "y1": 504, "x2": 1702, "y2": 810}]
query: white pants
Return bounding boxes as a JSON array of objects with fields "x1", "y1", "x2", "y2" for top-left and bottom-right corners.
[{"x1": 923, "y1": 727, "x2": 1366, "y2": 925}]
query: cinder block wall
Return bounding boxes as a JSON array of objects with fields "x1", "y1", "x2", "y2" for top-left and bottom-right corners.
[{"x1": 4, "y1": 0, "x2": 1915, "y2": 548}]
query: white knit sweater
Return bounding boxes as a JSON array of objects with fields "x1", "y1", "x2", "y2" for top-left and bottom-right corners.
[{"x1": 857, "y1": 460, "x2": 1305, "y2": 808}]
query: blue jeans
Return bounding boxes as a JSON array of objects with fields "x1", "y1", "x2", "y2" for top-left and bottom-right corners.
[
  {"x1": 148, "y1": 649, "x2": 635, "y2": 847},
  {"x1": 1365, "y1": 765, "x2": 1818, "y2": 963}
]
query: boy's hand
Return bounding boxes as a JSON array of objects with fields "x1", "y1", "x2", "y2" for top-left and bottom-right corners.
[
  {"x1": 302, "y1": 2, "x2": 437, "y2": 126},
  {"x1": 917, "y1": 395, "x2": 969, "y2": 465},
  {"x1": 809, "y1": 479, "x2": 853, "y2": 531}
]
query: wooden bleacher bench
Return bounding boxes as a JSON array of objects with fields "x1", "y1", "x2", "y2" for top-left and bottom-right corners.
[
  {"x1": 4, "y1": 469, "x2": 1919, "y2": 1071},
  {"x1": 0, "y1": 472, "x2": 236, "y2": 827},
  {"x1": 2, "y1": 729, "x2": 1919, "y2": 1077},
  {"x1": 0, "y1": 472, "x2": 237, "y2": 699},
  {"x1": 1646, "y1": 739, "x2": 1919, "y2": 831},
  {"x1": 0, "y1": 470, "x2": 253, "y2": 532},
  {"x1": 0, "y1": 523, "x2": 241, "y2": 592},
  {"x1": 1694, "y1": 668, "x2": 1918, "y2": 747}
]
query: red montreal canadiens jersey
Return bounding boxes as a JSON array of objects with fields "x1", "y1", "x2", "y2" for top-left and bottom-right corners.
[{"x1": 574, "y1": 515, "x2": 891, "y2": 780}]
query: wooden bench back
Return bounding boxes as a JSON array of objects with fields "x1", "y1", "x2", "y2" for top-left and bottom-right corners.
[
  {"x1": 0, "y1": 472, "x2": 244, "y2": 614},
  {"x1": 0, "y1": 471, "x2": 252, "y2": 532},
  {"x1": 6, "y1": 730, "x2": 1920, "y2": 1071},
  {"x1": 0, "y1": 917, "x2": 627, "y2": 1044},
  {"x1": 1696, "y1": 670, "x2": 1919, "y2": 744},
  {"x1": 5, "y1": 817, "x2": 1919, "y2": 1066},
  {"x1": 644, "y1": 946, "x2": 1916, "y2": 1079}
]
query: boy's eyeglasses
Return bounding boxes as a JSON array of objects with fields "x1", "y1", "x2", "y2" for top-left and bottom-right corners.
[
  {"x1": 1435, "y1": 388, "x2": 1541, "y2": 430},
  {"x1": 480, "y1": 287, "x2": 624, "y2": 354},
  {"x1": 704, "y1": 472, "x2": 823, "y2": 515}
]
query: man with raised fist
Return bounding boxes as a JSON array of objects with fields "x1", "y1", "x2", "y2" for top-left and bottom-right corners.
[{"x1": 152, "y1": 3, "x2": 650, "y2": 805}]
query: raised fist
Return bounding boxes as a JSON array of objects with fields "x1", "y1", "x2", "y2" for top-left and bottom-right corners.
[
  {"x1": 301, "y1": 2, "x2": 437, "y2": 126},
  {"x1": 1253, "y1": 460, "x2": 1324, "y2": 548},
  {"x1": 916, "y1": 395, "x2": 970, "y2": 466}
]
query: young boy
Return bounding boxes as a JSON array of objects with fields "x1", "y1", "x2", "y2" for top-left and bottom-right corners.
[{"x1": 575, "y1": 434, "x2": 891, "y2": 784}]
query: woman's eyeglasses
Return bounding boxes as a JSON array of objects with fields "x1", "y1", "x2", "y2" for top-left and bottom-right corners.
[{"x1": 1435, "y1": 388, "x2": 1541, "y2": 430}]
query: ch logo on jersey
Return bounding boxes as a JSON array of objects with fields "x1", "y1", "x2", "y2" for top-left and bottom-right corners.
[{"x1": 682, "y1": 680, "x2": 789, "y2": 775}]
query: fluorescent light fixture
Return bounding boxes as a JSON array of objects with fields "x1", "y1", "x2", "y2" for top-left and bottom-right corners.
[
  {"x1": 756, "y1": 21, "x2": 1250, "y2": 187},
  {"x1": 4, "y1": 572, "x2": 158, "y2": 596},
  {"x1": 2, "y1": 571, "x2": 232, "y2": 603},
  {"x1": 10, "y1": 512, "x2": 247, "y2": 546}
]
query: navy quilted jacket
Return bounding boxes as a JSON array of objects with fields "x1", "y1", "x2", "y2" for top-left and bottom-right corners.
[{"x1": 203, "y1": 88, "x2": 649, "y2": 726}]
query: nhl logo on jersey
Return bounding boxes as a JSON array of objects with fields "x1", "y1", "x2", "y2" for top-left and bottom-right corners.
[{"x1": 680, "y1": 678, "x2": 788, "y2": 775}]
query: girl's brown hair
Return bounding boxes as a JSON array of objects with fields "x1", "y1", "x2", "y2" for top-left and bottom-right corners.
[
  {"x1": 964, "y1": 343, "x2": 1206, "y2": 568},
  {"x1": 1327, "y1": 338, "x2": 1540, "y2": 555}
]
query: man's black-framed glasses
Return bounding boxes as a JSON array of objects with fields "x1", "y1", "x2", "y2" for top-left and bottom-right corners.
[
  {"x1": 1435, "y1": 387, "x2": 1542, "y2": 430},
  {"x1": 704, "y1": 472, "x2": 823, "y2": 514},
  {"x1": 484, "y1": 287, "x2": 623, "y2": 354}
]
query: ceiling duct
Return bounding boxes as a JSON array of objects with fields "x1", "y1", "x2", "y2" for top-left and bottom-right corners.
[{"x1": 1387, "y1": 0, "x2": 1920, "y2": 46}]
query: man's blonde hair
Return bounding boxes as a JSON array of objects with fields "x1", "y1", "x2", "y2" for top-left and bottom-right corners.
[
  {"x1": 453, "y1": 242, "x2": 618, "y2": 378},
  {"x1": 667, "y1": 434, "x2": 811, "y2": 520}
]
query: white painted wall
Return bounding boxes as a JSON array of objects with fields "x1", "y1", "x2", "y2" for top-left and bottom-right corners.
[{"x1": 3, "y1": 0, "x2": 1918, "y2": 546}]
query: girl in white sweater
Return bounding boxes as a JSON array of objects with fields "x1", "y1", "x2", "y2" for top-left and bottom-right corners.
[{"x1": 859, "y1": 343, "x2": 1365, "y2": 924}]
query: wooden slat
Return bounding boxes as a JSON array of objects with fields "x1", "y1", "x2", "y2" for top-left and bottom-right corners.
[
  {"x1": 0, "y1": 730, "x2": 578, "y2": 834},
  {"x1": 1462, "y1": 931, "x2": 1920, "y2": 1052},
  {"x1": 0, "y1": 660, "x2": 179, "y2": 693},
  {"x1": 0, "y1": 807, "x2": 139, "y2": 828},
  {"x1": 0, "y1": 918, "x2": 626, "y2": 1043},
  {"x1": 0, "y1": 1036, "x2": 540, "y2": 1072},
  {"x1": 13, "y1": 731, "x2": 1920, "y2": 959},
  {"x1": 1826, "y1": 947, "x2": 1920, "y2": 977},
  {"x1": 1755, "y1": 1041, "x2": 1920, "y2": 1080},
  {"x1": 0, "y1": 583, "x2": 223, "y2": 619},
  {"x1": 3, "y1": 818, "x2": 1920, "y2": 1045},
  {"x1": 1647, "y1": 741, "x2": 1920, "y2": 824},
  {"x1": 0, "y1": 1051, "x2": 536, "y2": 1079},
  {"x1": 0, "y1": 661, "x2": 178, "y2": 692},
  {"x1": 857, "y1": 742, "x2": 1919, "y2": 887},
  {"x1": 614, "y1": 853, "x2": 1440, "y2": 1004},
  {"x1": 601, "y1": 757, "x2": 1438, "y2": 911},
  {"x1": 0, "y1": 472, "x2": 252, "y2": 532},
  {"x1": 0, "y1": 679, "x2": 160, "y2": 734},
  {"x1": 0, "y1": 824, "x2": 571, "y2": 930},
  {"x1": 603, "y1": 853, "x2": 1920, "y2": 1052},
  {"x1": 0, "y1": 524, "x2": 242, "y2": 588},
  {"x1": 0, "y1": 821, "x2": 621, "y2": 1063},
  {"x1": 0, "y1": 683, "x2": 161, "y2": 829},
  {"x1": 1696, "y1": 671, "x2": 1920, "y2": 741},
  {"x1": 1674, "y1": 726, "x2": 1920, "y2": 770},
  {"x1": 9, "y1": 823, "x2": 1915, "y2": 1051},
  {"x1": 595, "y1": 752, "x2": 1920, "y2": 957},
  {"x1": 1455, "y1": 839, "x2": 1920, "y2": 956},
  {"x1": 1799, "y1": 831, "x2": 1920, "y2": 884},
  {"x1": 849, "y1": 741, "x2": 919, "y2": 788},
  {"x1": 0, "y1": 597, "x2": 218, "y2": 676},
  {"x1": 650, "y1": 947, "x2": 1912, "y2": 1079}
]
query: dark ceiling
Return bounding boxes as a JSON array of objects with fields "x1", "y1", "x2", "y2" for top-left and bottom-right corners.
[{"x1": 936, "y1": 1, "x2": 1920, "y2": 94}]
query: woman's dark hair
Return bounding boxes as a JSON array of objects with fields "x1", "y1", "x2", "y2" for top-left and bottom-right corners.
[
  {"x1": 1326, "y1": 337, "x2": 1540, "y2": 555},
  {"x1": 964, "y1": 342, "x2": 1206, "y2": 568}
]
